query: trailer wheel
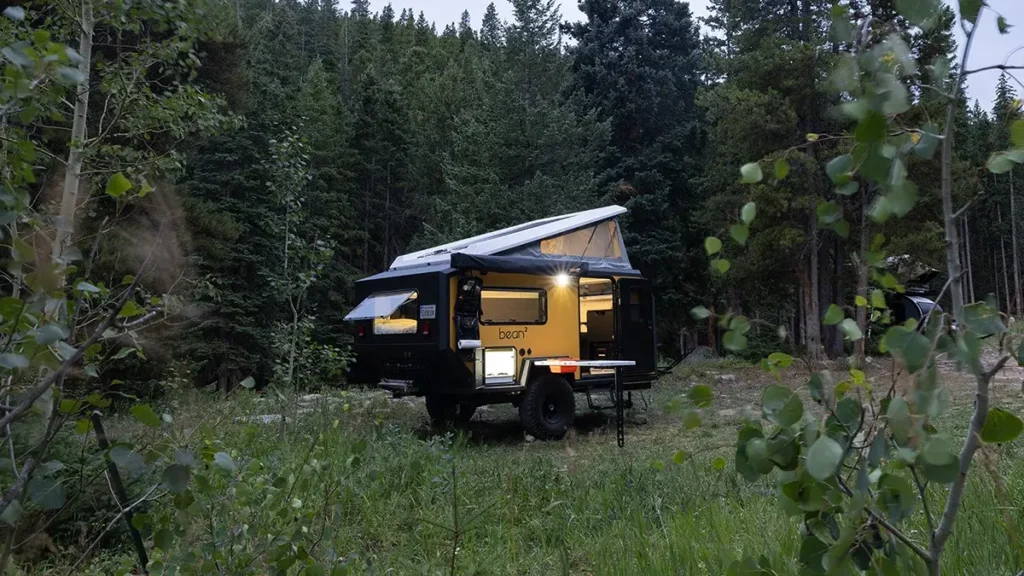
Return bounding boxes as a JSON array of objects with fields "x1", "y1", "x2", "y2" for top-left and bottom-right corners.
[
  {"x1": 425, "y1": 395, "x2": 476, "y2": 426},
  {"x1": 519, "y1": 374, "x2": 575, "y2": 440}
]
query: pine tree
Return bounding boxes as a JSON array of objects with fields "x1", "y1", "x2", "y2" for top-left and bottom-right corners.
[
  {"x1": 566, "y1": 0, "x2": 703, "y2": 356},
  {"x1": 458, "y1": 10, "x2": 475, "y2": 44},
  {"x1": 352, "y1": 70, "x2": 412, "y2": 272},
  {"x1": 380, "y1": 3, "x2": 396, "y2": 40},
  {"x1": 427, "y1": 0, "x2": 609, "y2": 244},
  {"x1": 480, "y1": 2, "x2": 503, "y2": 48},
  {"x1": 350, "y1": 0, "x2": 370, "y2": 19},
  {"x1": 415, "y1": 11, "x2": 432, "y2": 46},
  {"x1": 298, "y1": 59, "x2": 359, "y2": 340}
]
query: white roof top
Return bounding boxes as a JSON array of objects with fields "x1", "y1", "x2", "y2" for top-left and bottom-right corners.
[{"x1": 390, "y1": 205, "x2": 627, "y2": 271}]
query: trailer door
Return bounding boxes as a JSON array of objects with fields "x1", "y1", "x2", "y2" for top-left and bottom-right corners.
[{"x1": 614, "y1": 278, "x2": 656, "y2": 377}]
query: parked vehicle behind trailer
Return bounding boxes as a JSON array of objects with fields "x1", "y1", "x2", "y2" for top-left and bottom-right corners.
[{"x1": 344, "y1": 206, "x2": 658, "y2": 440}]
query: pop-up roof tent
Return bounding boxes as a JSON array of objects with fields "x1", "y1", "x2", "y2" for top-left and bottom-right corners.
[{"x1": 355, "y1": 205, "x2": 641, "y2": 284}]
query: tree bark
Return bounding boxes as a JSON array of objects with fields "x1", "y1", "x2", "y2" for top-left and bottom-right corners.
[
  {"x1": 804, "y1": 215, "x2": 823, "y2": 361},
  {"x1": 52, "y1": 0, "x2": 94, "y2": 269},
  {"x1": 994, "y1": 251, "x2": 1001, "y2": 312},
  {"x1": 963, "y1": 215, "x2": 975, "y2": 303},
  {"x1": 940, "y1": 20, "x2": 978, "y2": 322},
  {"x1": 855, "y1": 186, "x2": 869, "y2": 367},
  {"x1": 929, "y1": 357, "x2": 1011, "y2": 575},
  {"x1": 820, "y1": 235, "x2": 843, "y2": 358},
  {"x1": 1000, "y1": 204, "x2": 1011, "y2": 313},
  {"x1": 1011, "y1": 170, "x2": 1021, "y2": 315},
  {"x1": 958, "y1": 219, "x2": 968, "y2": 303},
  {"x1": 832, "y1": 236, "x2": 845, "y2": 356}
]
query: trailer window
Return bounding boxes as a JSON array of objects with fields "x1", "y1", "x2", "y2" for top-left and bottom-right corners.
[
  {"x1": 372, "y1": 291, "x2": 419, "y2": 335},
  {"x1": 480, "y1": 289, "x2": 546, "y2": 325}
]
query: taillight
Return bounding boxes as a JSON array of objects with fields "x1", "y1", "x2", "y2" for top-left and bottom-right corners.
[
  {"x1": 358, "y1": 324, "x2": 366, "y2": 338},
  {"x1": 420, "y1": 321, "x2": 430, "y2": 336}
]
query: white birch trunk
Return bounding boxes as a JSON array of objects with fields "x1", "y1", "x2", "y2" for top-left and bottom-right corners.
[{"x1": 52, "y1": 0, "x2": 94, "y2": 269}]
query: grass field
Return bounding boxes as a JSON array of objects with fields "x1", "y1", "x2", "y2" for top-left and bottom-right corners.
[{"x1": 45, "y1": 359, "x2": 1024, "y2": 575}]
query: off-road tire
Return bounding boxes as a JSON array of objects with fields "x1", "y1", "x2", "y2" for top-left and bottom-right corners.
[
  {"x1": 519, "y1": 374, "x2": 575, "y2": 440},
  {"x1": 425, "y1": 395, "x2": 476, "y2": 426}
]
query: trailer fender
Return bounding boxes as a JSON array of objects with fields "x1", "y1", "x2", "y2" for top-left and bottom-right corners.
[{"x1": 519, "y1": 357, "x2": 575, "y2": 389}]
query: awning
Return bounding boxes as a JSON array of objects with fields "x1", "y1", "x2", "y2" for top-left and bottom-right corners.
[{"x1": 344, "y1": 290, "x2": 416, "y2": 321}]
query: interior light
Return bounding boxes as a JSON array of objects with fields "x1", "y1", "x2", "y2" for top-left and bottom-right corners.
[
  {"x1": 484, "y1": 348, "x2": 516, "y2": 379},
  {"x1": 555, "y1": 273, "x2": 570, "y2": 287}
]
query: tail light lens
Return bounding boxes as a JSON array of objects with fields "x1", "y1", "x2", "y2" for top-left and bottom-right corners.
[
  {"x1": 357, "y1": 324, "x2": 366, "y2": 338},
  {"x1": 420, "y1": 321, "x2": 430, "y2": 336}
]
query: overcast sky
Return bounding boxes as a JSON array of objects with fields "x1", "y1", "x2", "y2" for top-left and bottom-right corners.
[{"x1": 384, "y1": 0, "x2": 1023, "y2": 112}]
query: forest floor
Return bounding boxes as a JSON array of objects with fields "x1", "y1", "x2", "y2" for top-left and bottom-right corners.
[{"x1": 66, "y1": 357, "x2": 1024, "y2": 575}]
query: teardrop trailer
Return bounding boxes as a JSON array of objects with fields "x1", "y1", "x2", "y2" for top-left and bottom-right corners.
[{"x1": 344, "y1": 206, "x2": 658, "y2": 443}]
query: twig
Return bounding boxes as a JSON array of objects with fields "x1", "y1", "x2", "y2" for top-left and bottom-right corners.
[
  {"x1": 0, "y1": 520, "x2": 16, "y2": 574},
  {"x1": 285, "y1": 432, "x2": 322, "y2": 503},
  {"x1": 910, "y1": 466, "x2": 936, "y2": 536},
  {"x1": 114, "y1": 306, "x2": 164, "y2": 329},
  {"x1": 91, "y1": 411, "x2": 148, "y2": 572},
  {"x1": 963, "y1": 64, "x2": 1024, "y2": 76},
  {"x1": 0, "y1": 299, "x2": 27, "y2": 354},
  {"x1": 0, "y1": 233, "x2": 160, "y2": 432},
  {"x1": 5, "y1": 383, "x2": 15, "y2": 475},
  {"x1": 952, "y1": 197, "x2": 977, "y2": 220},
  {"x1": 0, "y1": 459, "x2": 36, "y2": 518},
  {"x1": 66, "y1": 484, "x2": 163, "y2": 575},
  {"x1": 0, "y1": 284, "x2": 136, "y2": 432},
  {"x1": 13, "y1": 457, "x2": 110, "y2": 550},
  {"x1": 836, "y1": 476, "x2": 933, "y2": 564},
  {"x1": 449, "y1": 461, "x2": 459, "y2": 576}
]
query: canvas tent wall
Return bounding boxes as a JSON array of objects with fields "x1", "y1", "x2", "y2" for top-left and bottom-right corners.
[{"x1": 378, "y1": 205, "x2": 639, "y2": 279}]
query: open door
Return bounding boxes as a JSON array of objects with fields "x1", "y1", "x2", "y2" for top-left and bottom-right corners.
[{"x1": 615, "y1": 278, "x2": 656, "y2": 379}]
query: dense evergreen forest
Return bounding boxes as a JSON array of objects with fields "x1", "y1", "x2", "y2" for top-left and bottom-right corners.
[
  {"x1": 2, "y1": 0, "x2": 1023, "y2": 391},
  {"x1": 7, "y1": 1, "x2": 1024, "y2": 574}
]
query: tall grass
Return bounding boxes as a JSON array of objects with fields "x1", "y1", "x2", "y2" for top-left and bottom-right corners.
[{"x1": 36, "y1": 378, "x2": 1023, "y2": 576}]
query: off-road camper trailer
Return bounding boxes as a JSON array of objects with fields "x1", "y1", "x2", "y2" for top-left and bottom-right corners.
[{"x1": 345, "y1": 205, "x2": 657, "y2": 440}]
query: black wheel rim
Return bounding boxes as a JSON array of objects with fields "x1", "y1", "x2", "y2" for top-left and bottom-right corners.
[{"x1": 541, "y1": 394, "x2": 563, "y2": 425}]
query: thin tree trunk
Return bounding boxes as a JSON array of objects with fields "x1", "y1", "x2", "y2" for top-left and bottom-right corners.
[
  {"x1": 994, "y1": 251, "x2": 1001, "y2": 312},
  {"x1": 52, "y1": 0, "x2": 94, "y2": 269},
  {"x1": 856, "y1": 186, "x2": 869, "y2": 367},
  {"x1": 832, "y1": 236, "x2": 845, "y2": 357},
  {"x1": 1011, "y1": 170, "x2": 1021, "y2": 316},
  {"x1": 963, "y1": 216, "x2": 975, "y2": 303},
  {"x1": 805, "y1": 216, "x2": 823, "y2": 361},
  {"x1": 362, "y1": 178, "x2": 370, "y2": 273},
  {"x1": 929, "y1": 357, "x2": 1011, "y2": 575},
  {"x1": 1000, "y1": 205, "x2": 1011, "y2": 313},
  {"x1": 940, "y1": 20, "x2": 978, "y2": 322},
  {"x1": 797, "y1": 274, "x2": 806, "y2": 348},
  {"x1": 958, "y1": 220, "x2": 968, "y2": 302},
  {"x1": 819, "y1": 238, "x2": 834, "y2": 356},
  {"x1": 384, "y1": 163, "x2": 391, "y2": 270},
  {"x1": 287, "y1": 307, "x2": 298, "y2": 386},
  {"x1": 281, "y1": 306, "x2": 299, "y2": 442}
]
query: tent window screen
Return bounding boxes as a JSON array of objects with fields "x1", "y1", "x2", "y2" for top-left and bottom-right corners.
[
  {"x1": 480, "y1": 289, "x2": 546, "y2": 325},
  {"x1": 540, "y1": 221, "x2": 622, "y2": 258}
]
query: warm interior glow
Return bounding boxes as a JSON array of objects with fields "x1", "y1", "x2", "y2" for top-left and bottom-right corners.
[
  {"x1": 554, "y1": 273, "x2": 571, "y2": 287},
  {"x1": 484, "y1": 348, "x2": 516, "y2": 379}
]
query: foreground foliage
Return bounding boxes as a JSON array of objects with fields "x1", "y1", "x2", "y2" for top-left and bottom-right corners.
[
  {"x1": 691, "y1": 2, "x2": 1024, "y2": 575},
  {"x1": 21, "y1": 381, "x2": 1016, "y2": 575}
]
